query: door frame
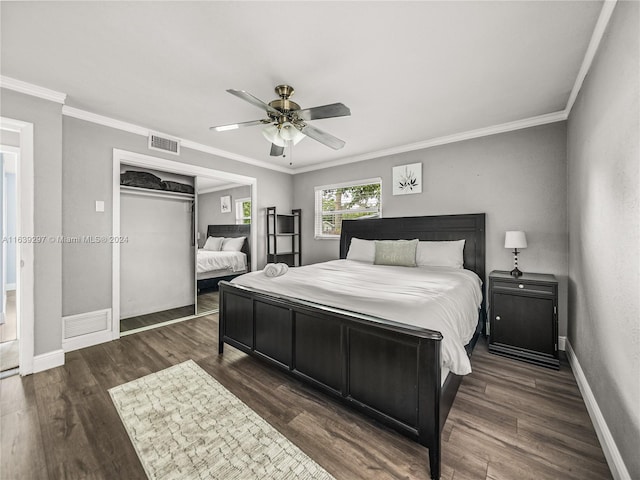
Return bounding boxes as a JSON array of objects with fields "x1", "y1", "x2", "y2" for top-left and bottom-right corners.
[
  {"x1": 0, "y1": 117, "x2": 35, "y2": 375},
  {"x1": 112, "y1": 148, "x2": 257, "y2": 339}
]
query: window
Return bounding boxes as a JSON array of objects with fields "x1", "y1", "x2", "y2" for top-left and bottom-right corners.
[
  {"x1": 235, "y1": 197, "x2": 251, "y2": 224},
  {"x1": 314, "y1": 178, "x2": 382, "y2": 239}
]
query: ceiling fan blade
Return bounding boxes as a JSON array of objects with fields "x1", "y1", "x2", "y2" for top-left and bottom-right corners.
[
  {"x1": 270, "y1": 143, "x2": 285, "y2": 157},
  {"x1": 209, "y1": 119, "x2": 267, "y2": 131},
  {"x1": 227, "y1": 89, "x2": 282, "y2": 117},
  {"x1": 296, "y1": 103, "x2": 351, "y2": 121},
  {"x1": 297, "y1": 123, "x2": 346, "y2": 150}
]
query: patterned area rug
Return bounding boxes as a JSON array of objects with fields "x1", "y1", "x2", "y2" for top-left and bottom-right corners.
[{"x1": 109, "y1": 360, "x2": 334, "y2": 480}]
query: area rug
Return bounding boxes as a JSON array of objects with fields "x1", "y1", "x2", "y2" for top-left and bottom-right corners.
[{"x1": 109, "y1": 360, "x2": 334, "y2": 480}]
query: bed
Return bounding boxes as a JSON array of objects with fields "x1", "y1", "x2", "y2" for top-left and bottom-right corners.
[
  {"x1": 218, "y1": 213, "x2": 486, "y2": 479},
  {"x1": 197, "y1": 224, "x2": 251, "y2": 290}
]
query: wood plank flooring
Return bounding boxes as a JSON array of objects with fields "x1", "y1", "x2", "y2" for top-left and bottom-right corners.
[{"x1": 0, "y1": 314, "x2": 611, "y2": 480}]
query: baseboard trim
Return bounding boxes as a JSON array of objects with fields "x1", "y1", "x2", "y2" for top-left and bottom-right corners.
[
  {"x1": 32, "y1": 349, "x2": 65, "y2": 373},
  {"x1": 565, "y1": 339, "x2": 631, "y2": 480}
]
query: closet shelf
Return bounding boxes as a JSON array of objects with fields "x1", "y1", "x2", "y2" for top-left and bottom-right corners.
[{"x1": 120, "y1": 185, "x2": 194, "y2": 201}]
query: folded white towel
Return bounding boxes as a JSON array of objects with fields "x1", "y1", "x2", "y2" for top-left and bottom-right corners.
[{"x1": 263, "y1": 263, "x2": 289, "y2": 277}]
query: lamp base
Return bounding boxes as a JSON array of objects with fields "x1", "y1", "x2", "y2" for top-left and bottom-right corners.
[{"x1": 510, "y1": 267, "x2": 523, "y2": 278}]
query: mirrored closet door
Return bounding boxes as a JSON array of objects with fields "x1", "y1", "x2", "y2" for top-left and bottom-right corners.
[
  {"x1": 117, "y1": 162, "x2": 253, "y2": 333},
  {"x1": 195, "y1": 176, "x2": 251, "y2": 315}
]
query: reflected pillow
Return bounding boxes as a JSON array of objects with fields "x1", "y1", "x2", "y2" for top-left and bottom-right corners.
[
  {"x1": 416, "y1": 240, "x2": 465, "y2": 269},
  {"x1": 222, "y1": 236, "x2": 246, "y2": 252},
  {"x1": 203, "y1": 236, "x2": 224, "y2": 251},
  {"x1": 374, "y1": 239, "x2": 418, "y2": 267},
  {"x1": 346, "y1": 238, "x2": 376, "y2": 263}
]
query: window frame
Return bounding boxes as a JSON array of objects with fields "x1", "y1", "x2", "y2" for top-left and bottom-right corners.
[
  {"x1": 235, "y1": 197, "x2": 251, "y2": 224},
  {"x1": 314, "y1": 177, "x2": 382, "y2": 240}
]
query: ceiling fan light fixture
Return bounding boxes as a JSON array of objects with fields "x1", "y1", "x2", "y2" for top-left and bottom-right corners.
[
  {"x1": 280, "y1": 122, "x2": 305, "y2": 145},
  {"x1": 262, "y1": 124, "x2": 285, "y2": 147}
]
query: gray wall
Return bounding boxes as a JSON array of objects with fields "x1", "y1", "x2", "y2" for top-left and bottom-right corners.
[
  {"x1": 198, "y1": 184, "x2": 251, "y2": 246},
  {"x1": 567, "y1": 2, "x2": 639, "y2": 477},
  {"x1": 62, "y1": 115, "x2": 293, "y2": 317},
  {"x1": 1, "y1": 89, "x2": 63, "y2": 356},
  {"x1": 293, "y1": 122, "x2": 569, "y2": 334}
]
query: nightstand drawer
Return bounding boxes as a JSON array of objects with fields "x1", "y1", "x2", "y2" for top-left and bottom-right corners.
[{"x1": 492, "y1": 280, "x2": 555, "y2": 295}]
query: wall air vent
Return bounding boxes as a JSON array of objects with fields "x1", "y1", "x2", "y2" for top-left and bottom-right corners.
[{"x1": 148, "y1": 133, "x2": 181, "y2": 155}]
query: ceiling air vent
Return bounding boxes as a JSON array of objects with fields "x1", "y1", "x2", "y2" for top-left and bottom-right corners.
[{"x1": 148, "y1": 133, "x2": 180, "y2": 155}]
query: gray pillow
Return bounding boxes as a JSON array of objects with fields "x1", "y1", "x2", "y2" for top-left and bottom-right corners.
[{"x1": 374, "y1": 239, "x2": 419, "y2": 267}]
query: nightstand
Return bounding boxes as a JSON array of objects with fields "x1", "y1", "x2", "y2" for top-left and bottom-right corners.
[{"x1": 488, "y1": 270, "x2": 559, "y2": 369}]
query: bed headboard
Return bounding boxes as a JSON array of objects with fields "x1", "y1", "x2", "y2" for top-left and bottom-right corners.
[
  {"x1": 206, "y1": 224, "x2": 251, "y2": 271},
  {"x1": 340, "y1": 213, "x2": 486, "y2": 328}
]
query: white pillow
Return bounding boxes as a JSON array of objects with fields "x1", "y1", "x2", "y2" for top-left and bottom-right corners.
[
  {"x1": 222, "y1": 236, "x2": 246, "y2": 252},
  {"x1": 346, "y1": 238, "x2": 376, "y2": 263},
  {"x1": 203, "y1": 236, "x2": 224, "y2": 251},
  {"x1": 416, "y1": 240, "x2": 466, "y2": 269}
]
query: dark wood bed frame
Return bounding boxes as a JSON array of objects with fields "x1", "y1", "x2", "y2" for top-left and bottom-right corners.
[
  {"x1": 218, "y1": 213, "x2": 486, "y2": 479},
  {"x1": 197, "y1": 224, "x2": 251, "y2": 290}
]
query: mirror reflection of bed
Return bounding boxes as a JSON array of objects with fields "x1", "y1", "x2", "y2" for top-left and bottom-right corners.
[
  {"x1": 195, "y1": 183, "x2": 251, "y2": 316},
  {"x1": 118, "y1": 166, "x2": 251, "y2": 333}
]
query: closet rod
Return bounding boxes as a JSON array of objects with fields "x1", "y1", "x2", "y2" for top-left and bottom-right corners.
[{"x1": 120, "y1": 185, "x2": 194, "y2": 201}]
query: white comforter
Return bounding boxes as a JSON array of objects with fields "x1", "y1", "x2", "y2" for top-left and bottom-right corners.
[
  {"x1": 197, "y1": 250, "x2": 247, "y2": 274},
  {"x1": 232, "y1": 259, "x2": 482, "y2": 375}
]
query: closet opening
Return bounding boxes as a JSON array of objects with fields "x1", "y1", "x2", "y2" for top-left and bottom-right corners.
[{"x1": 112, "y1": 149, "x2": 256, "y2": 338}]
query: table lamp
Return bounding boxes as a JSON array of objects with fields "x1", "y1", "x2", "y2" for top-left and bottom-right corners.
[{"x1": 505, "y1": 231, "x2": 527, "y2": 278}]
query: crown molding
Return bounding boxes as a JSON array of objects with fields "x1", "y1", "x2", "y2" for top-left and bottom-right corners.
[
  {"x1": 62, "y1": 106, "x2": 293, "y2": 174},
  {"x1": 10, "y1": 87, "x2": 569, "y2": 177},
  {"x1": 0, "y1": 76, "x2": 67, "y2": 104},
  {"x1": 292, "y1": 110, "x2": 568, "y2": 174},
  {"x1": 63, "y1": 106, "x2": 148, "y2": 135},
  {"x1": 565, "y1": 0, "x2": 618, "y2": 116}
]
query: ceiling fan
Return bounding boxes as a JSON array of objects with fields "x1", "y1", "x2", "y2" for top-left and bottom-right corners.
[{"x1": 210, "y1": 85, "x2": 351, "y2": 157}]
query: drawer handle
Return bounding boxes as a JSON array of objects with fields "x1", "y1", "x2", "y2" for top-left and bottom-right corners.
[
  {"x1": 495, "y1": 316, "x2": 501, "y2": 321},
  {"x1": 518, "y1": 284, "x2": 524, "y2": 289}
]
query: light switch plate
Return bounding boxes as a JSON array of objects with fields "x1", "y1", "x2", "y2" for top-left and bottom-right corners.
[{"x1": 95, "y1": 200, "x2": 105, "y2": 212}]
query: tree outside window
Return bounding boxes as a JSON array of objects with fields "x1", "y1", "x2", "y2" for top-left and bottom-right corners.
[
  {"x1": 235, "y1": 197, "x2": 251, "y2": 224},
  {"x1": 315, "y1": 179, "x2": 381, "y2": 238}
]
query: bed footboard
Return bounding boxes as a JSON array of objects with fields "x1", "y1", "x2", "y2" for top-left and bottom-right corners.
[{"x1": 218, "y1": 281, "x2": 445, "y2": 480}]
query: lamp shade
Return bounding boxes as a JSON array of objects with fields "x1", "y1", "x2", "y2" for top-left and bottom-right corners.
[{"x1": 504, "y1": 231, "x2": 527, "y2": 249}]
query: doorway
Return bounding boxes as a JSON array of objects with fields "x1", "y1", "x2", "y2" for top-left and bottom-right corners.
[
  {"x1": 0, "y1": 147, "x2": 19, "y2": 376},
  {"x1": 0, "y1": 116, "x2": 35, "y2": 377}
]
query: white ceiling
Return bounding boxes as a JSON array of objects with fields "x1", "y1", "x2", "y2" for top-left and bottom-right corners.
[{"x1": 1, "y1": 1, "x2": 603, "y2": 171}]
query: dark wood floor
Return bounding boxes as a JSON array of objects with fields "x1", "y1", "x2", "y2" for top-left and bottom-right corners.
[{"x1": 0, "y1": 314, "x2": 611, "y2": 480}]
